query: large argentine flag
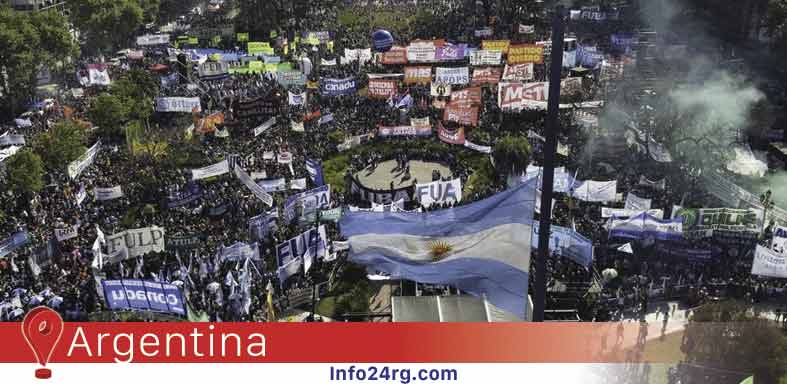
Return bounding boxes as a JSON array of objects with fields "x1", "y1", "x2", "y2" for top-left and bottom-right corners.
[{"x1": 340, "y1": 180, "x2": 537, "y2": 318}]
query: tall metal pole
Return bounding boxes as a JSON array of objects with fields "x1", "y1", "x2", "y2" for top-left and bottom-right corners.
[{"x1": 532, "y1": 5, "x2": 565, "y2": 322}]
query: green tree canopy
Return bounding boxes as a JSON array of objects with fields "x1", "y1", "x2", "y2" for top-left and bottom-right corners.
[
  {"x1": 492, "y1": 136, "x2": 532, "y2": 178},
  {"x1": 0, "y1": 7, "x2": 78, "y2": 117},
  {"x1": 69, "y1": 0, "x2": 144, "y2": 53},
  {"x1": 5, "y1": 148, "x2": 45, "y2": 196},
  {"x1": 33, "y1": 120, "x2": 87, "y2": 171},
  {"x1": 88, "y1": 93, "x2": 129, "y2": 140},
  {"x1": 111, "y1": 68, "x2": 159, "y2": 122}
]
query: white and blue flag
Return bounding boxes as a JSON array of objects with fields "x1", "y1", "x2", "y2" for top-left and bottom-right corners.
[
  {"x1": 340, "y1": 180, "x2": 537, "y2": 318},
  {"x1": 305, "y1": 158, "x2": 325, "y2": 186}
]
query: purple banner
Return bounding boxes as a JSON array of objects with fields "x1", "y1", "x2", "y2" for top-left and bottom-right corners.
[{"x1": 436, "y1": 44, "x2": 467, "y2": 61}]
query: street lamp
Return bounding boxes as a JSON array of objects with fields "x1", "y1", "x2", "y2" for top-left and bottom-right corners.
[{"x1": 760, "y1": 190, "x2": 774, "y2": 233}]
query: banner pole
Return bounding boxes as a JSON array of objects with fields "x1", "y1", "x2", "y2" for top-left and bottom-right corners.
[{"x1": 532, "y1": 5, "x2": 565, "y2": 322}]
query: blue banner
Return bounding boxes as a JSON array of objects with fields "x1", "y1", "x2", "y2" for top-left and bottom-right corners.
[
  {"x1": 320, "y1": 77, "x2": 357, "y2": 96},
  {"x1": 305, "y1": 158, "x2": 325, "y2": 186},
  {"x1": 0, "y1": 231, "x2": 30, "y2": 259},
  {"x1": 609, "y1": 213, "x2": 683, "y2": 241},
  {"x1": 102, "y1": 279, "x2": 186, "y2": 316},
  {"x1": 576, "y1": 44, "x2": 604, "y2": 68},
  {"x1": 610, "y1": 34, "x2": 638, "y2": 53},
  {"x1": 249, "y1": 212, "x2": 279, "y2": 242},
  {"x1": 166, "y1": 182, "x2": 204, "y2": 208},
  {"x1": 218, "y1": 242, "x2": 260, "y2": 262},
  {"x1": 531, "y1": 222, "x2": 594, "y2": 267}
]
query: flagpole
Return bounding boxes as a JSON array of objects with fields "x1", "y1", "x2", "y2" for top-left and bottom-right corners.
[{"x1": 532, "y1": 5, "x2": 565, "y2": 322}]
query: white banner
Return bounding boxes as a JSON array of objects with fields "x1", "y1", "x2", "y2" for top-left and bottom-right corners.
[
  {"x1": 571, "y1": 180, "x2": 617, "y2": 202},
  {"x1": 772, "y1": 225, "x2": 787, "y2": 253},
  {"x1": 67, "y1": 141, "x2": 101, "y2": 179},
  {"x1": 290, "y1": 178, "x2": 307, "y2": 190},
  {"x1": 258, "y1": 178, "x2": 287, "y2": 192},
  {"x1": 278, "y1": 152, "x2": 293, "y2": 164},
  {"x1": 0, "y1": 145, "x2": 21, "y2": 162},
  {"x1": 751, "y1": 245, "x2": 787, "y2": 278},
  {"x1": 253, "y1": 117, "x2": 276, "y2": 137},
  {"x1": 288, "y1": 91, "x2": 305, "y2": 106},
  {"x1": 469, "y1": 50, "x2": 502, "y2": 66},
  {"x1": 137, "y1": 34, "x2": 170, "y2": 46},
  {"x1": 0, "y1": 133, "x2": 25, "y2": 146},
  {"x1": 415, "y1": 179, "x2": 462, "y2": 208},
  {"x1": 406, "y1": 42, "x2": 437, "y2": 62},
  {"x1": 88, "y1": 68, "x2": 111, "y2": 86},
  {"x1": 54, "y1": 225, "x2": 79, "y2": 242},
  {"x1": 435, "y1": 67, "x2": 470, "y2": 85},
  {"x1": 291, "y1": 121, "x2": 305, "y2": 132},
  {"x1": 519, "y1": 24, "x2": 535, "y2": 34},
  {"x1": 191, "y1": 160, "x2": 229, "y2": 180},
  {"x1": 601, "y1": 208, "x2": 664, "y2": 219},
  {"x1": 235, "y1": 167, "x2": 274, "y2": 207},
  {"x1": 94, "y1": 186, "x2": 124, "y2": 201},
  {"x1": 430, "y1": 82, "x2": 452, "y2": 97},
  {"x1": 105, "y1": 226, "x2": 166, "y2": 262},
  {"x1": 624, "y1": 193, "x2": 652, "y2": 211},
  {"x1": 464, "y1": 140, "x2": 492, "y2": 154},
  {"x1": 155, "y1": 97, "x2": 202, "y2": 113},
  {"x1": 502, "y1": 64, "x2": 534, "y2": 81}
]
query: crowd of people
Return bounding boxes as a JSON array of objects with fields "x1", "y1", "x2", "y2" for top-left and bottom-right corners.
[{"x1": 0, "y1": 0, "x2": 785, "y2": 326}]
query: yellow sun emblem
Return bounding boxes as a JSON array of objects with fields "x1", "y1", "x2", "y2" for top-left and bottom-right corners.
[{"x1": 427, "y1": 240, "x2": 454, "y2": 262}]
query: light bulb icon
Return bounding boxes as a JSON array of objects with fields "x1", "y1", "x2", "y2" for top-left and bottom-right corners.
[{"x1": 21, "y1": 307, "x2": 64, "y2": 379}]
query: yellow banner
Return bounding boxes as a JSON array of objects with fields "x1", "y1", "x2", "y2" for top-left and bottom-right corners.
[{"x1": 481, "y1": 40, "x2": 511, "y2": 54}]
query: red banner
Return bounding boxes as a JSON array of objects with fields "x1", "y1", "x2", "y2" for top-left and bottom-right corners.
[
  {"x1": 471, "y1": 67, "x2": 502, "y2": 86},
  {"x1": 404, "y1": 66, "x2": 432, "y2": 84},
  {"x1": 450, "y1": 87, "x2": 482, "y2": 106},
  {"x1": 498, "y1": 82, "x2": 547, "y2": 110},
  {"x1": 380, "y1": 46, "x2": 408, "y2": 65},
  {"x1": 368, "y1": 79, "x2": 398, "y2": 99},
  {"x1": 437, "y1": 121, "x2": 466, "y2": 144},
  {"x1": 443, "y1": 104, "x2": 479, "y2": 127},
  {"x1": 507, "y1": 44, "x2": 544, "y2": 65}
]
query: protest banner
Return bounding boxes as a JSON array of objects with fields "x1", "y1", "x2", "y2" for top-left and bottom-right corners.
[
  {"x1": 415, "y1": 179, "x2": 462, "y2": 208},
  {"x1": 368, "y1": 79, "x2": 398, "y2": 99},
  {"x1": 437, "y1": 122, "x2": 466, "y2": 145},
  {"x1": 380, "y1": 46, "x2": 408, "y2": 64},
  {"x1": 349, "y1": 177, "x2": 415, "y2": 204},
  {"x1": 102, "y1": 279, "x2": 186, "y2": 316},
  {"x1": 672, "y1": 207, "x2": 759, "y2": 239},
  {"x1": 751, "y1": 245, "x2": 787, "y2": 278},
  {"x1": 54, "y1": 225, "x2": 79, "y2": 242},
  {"x1": 498, "y1": 82, "x2": 548, "y2": 110},
  {"x1": 284, "y1": 185, "x2": 331, "y2": 221},
  {"x1": 94, "y1": 186, "x2": 124, "y2": 201},
  {"x1": 235, "y1": 167, "x2": 274, "y2": 206},
  {"x1": 508, "y1": 44, "x2": 545, "y2": 64},
  {"x1": 531, "y1": 222, "x2": 594, "y2": 267},
  {"x1": 105, "y1": 226, "x2": 166, "y2": 260},
  {"x1": 321, "y1": 77, "x2": 357, "y2": 96},
  {"x1": 469, "y1": 50, "x2": 502, "y2": 66},
  {"x1": 155, "y1": 97, "x2": 202, "y2": 113},
  {"x1": 254, "y1": 117, "x2": 277, "y2": 137},
  {"x1": 481, "y1": 40, "x2": 510, "y2": 53},
  {"x1": 191, "y1": 160, "x2": 229, "y2": 180},
  {"x1": 137, "y1": 34, "x2": 170, "y2": 46},
  {"x1": 430, "y1": 82, "x2": 452, "y2": 97},
  {"x1": 443, "y1": 104, "x2": 479, "y2": 127},
  {"x1": 471, "y1": 67, "x2": 502, "y2": 85},
  {"x1": 450, "y1": 87, "x2": 482, "y2": 105},
  {"x1": 378, "y1": 125, "x2": 432, "y2": 137},
  {"x1": 67, "y1": 141, "x2": 101, "y2": 179},
  {"x1": 406, "y1": 41, "x2": 437, "y2": 62},
  {"x1": 435, "y1": 44, "x2": 466, "y2": 61},
  {"x1": 404, "y1": 66, "x2": 432, "y2": 84},
  {"x1": 502, "y1": 63, "x2": 534, "y2": 81},
  {"x1": 435, "y1": 67, "x2": 470, "y2": 85}
]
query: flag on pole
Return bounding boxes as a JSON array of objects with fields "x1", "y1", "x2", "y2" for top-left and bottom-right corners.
[{"x1": 617, "y1": 243, "x2": 634, "y2": 254}]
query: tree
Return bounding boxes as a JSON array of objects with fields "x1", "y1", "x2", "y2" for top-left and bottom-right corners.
[
  {"x1": 111, "y1": 68, "x2": 159, "y2": 124},
  {"x1": 5, "y1": 149, "x2": 44, "y2": 196},
  {"x1": 682, "y1": 301, "x2": 787, "y2": 383},
  {"x1": 88, "y1": 93, "x2": 129, "y2": 140},
  {"x1": 69, "y1": 0, "x2": 144, "y2": 53},
  {"x1": 492, "y1": 136, "x2": 532, "y2": 181},
  {"x1": 33, "y1": 120, "x2": 87, "y2": 171},
  {"x1": 0, "y1": 7, "x2": 78, "y2": 118}
]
